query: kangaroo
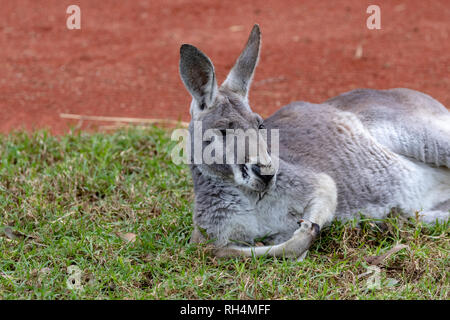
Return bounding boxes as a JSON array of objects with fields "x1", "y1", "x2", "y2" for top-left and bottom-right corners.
[{"x1": 179, "y1": 25, "x2": 450, "y2": 260}]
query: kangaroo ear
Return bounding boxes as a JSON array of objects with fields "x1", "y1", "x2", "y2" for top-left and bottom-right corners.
[
  {"x1": 179, "y1": 44, "x2": 218, "y2": 110},
  {"x1": 222, "y1": 24, "x2": 261, "y2": 100}
]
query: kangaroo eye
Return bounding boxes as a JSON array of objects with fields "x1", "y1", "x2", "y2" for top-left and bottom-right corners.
[
  {"x1": 258, "y1": 123, "x2": 265, "y2": 130},
  {"x1": 219, "y1": 129, "x2": 227, "y2": 136}
]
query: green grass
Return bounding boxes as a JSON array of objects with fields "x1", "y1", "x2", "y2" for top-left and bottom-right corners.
[{"x1": 0, "y1": 127, "x2": 448, "y2": 299}]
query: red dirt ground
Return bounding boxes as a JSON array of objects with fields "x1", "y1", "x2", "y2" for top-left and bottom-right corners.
[{"x1": 0, "y1": 0, "x2": 449, "y2": 134}]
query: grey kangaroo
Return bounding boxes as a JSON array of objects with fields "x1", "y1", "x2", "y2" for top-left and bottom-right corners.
[{"x1": 179, "y1": 25, "x2": 450, "y2": 260}]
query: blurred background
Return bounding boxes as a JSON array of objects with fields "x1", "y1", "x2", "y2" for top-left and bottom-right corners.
[{"x1": 0, "y1": 0, "x2": 448, "y2": 134}]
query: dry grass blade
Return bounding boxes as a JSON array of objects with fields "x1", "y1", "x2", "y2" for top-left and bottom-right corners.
[
  {"x1": 3, "y1": 227, "x2": 29, "y2": 240},
  {"x1": 365, "y1": 244, "x2": 409, "y2": 266},
  {"x1": 1, "y1": 227, "x2": 47, "y2": 247},
  {"x1": 60, "y1": 113, "x2": 189, "y2": 128},
  {"x1": 229, "y1": 25, "x2": 244, "y2": 32}
]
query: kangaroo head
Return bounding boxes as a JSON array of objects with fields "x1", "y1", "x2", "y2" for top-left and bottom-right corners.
[{"x1": 179, "y1": 24, "x2": 277, "y2": 193}]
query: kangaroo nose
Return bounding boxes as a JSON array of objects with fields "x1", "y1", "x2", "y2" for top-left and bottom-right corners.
[{"x1": 251, "y1": 165, "x2": 274, "y2": 184}]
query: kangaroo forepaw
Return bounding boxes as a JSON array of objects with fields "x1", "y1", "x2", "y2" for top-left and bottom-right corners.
[
  {"x1": 284, "y1": 219, "x2": 320, "y2": 258},
  {"x1": 294, "y1": 219, "x2": 321, "y2": 238}
]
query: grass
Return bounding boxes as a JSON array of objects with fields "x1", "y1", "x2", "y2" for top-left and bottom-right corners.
[{"x1": 0, "y1": 127, "x2": 448, "y2": 299}]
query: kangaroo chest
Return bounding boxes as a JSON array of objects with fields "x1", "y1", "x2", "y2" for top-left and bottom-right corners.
[{"x1": 226, "y1": 191, "x2": 301, "y2": 245}]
